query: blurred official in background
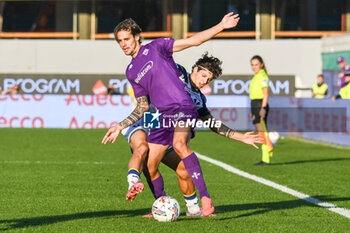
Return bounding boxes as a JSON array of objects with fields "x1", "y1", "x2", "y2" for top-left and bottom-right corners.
[{"x1": 249, "y1": 55, "x2": 272, "y2": 165}]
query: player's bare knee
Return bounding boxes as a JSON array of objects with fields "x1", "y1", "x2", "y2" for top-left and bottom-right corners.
[
  {"x1": 173, "y1": 141, "x2": 189, "y2": 157},
  {"x1": 135, "y1": 142, "x2": 148, "y2": 159}
]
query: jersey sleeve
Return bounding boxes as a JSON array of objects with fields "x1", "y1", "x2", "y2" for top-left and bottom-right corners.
[
  {"x1": 128, "y1": 80, "x2": 147, "y2": 98},
  {"x1": 125, "y1": 64, "x2": 148, "y2": 98},
  {"x1": 261, "y1": 73, "x2": 269, "y2": 88},
  {"x1": 153, "y1": 38, "x2": 175, "y2": 58},
  {"x1": 176, "y1": 63, "x2": 189, "y2": 82},
  {"x1": 198, "y1": 107, "x2": 211, "y2": 120},
  {"x1": 197, "y1": 93, "x2": 211, "y2": 119},
  {"x1": 262, "y1": 79, "x2": 269, "y2": 88}
]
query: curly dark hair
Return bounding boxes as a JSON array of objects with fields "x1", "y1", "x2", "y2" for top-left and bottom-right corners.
[
  {"x1": 192, "y1": 52, "x2": 223, "y2": 79},
  {"x1": 114, "y1": 18, "x2": 143, "y2": 44}
]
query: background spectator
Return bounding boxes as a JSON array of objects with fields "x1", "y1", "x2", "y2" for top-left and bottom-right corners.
[
  {"x1": 336, "y1": 57, "x2": 350, "y2": 91},
  {"x1": 312, "y1": 74, "x2": 328, "y2": 98},
  {"x1": 332, "y1": 72, "x2": 350, "y2": 100},
  {"x1": 30, "y1": 2, "x2": 55, "y2": 32},
  {"x1": 107, "y1": 84, "x2": 120, "y2": 95}
]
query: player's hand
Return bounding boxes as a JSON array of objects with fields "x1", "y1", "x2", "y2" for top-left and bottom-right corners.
[
  {"x1": 338, "y1": 73, "x2": 344, "y2": 78},
  {"x1": 102, "y1": 124, "x2": 123, "y2": 144},
  {"x1": 241, "y1": 131, "x2": 264, "y2": 149},
  {"x1": 259, "y1": 108, "x2": 266, "y2": 118},
  {"x1": 332, "y1": 96, "x2": 336, "y2": 101},
  {"x1": 249, "y1": 113, "x2": 253, "y2": 120},
  {"x1": 220, "y1": 12, "x2": 240, "y2": 30}
]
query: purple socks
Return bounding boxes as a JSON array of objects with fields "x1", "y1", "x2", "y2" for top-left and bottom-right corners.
[
  {"x1": 151, "y1": 174, "x2": 166, "y2": 198},
  {"x1": 182, "y1": 152, "x2": 210, "y2": 199}
]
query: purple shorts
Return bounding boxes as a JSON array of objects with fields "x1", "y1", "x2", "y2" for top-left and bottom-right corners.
[{"x1": 147, "y1": 107, "x2": 198, "y2": 146}]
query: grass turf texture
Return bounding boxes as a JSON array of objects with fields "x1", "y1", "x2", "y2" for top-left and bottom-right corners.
[{"x1": 0, "y1": 129, "x2": 349, "y2": 232}]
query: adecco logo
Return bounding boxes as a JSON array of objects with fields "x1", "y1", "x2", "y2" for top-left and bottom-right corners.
[
  {"x1": 0, "y1": 78, "x2": 79, "y2": 94},
  {"x1": 210, "y1": 75, "x2": 295, "y2": 96}
]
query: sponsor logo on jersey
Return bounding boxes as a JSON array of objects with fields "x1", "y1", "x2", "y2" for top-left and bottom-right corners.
[{"x1": 135, "y1": 61, "x2": 153, "y2": 84}]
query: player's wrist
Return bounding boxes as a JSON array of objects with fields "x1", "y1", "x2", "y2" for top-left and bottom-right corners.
[
  {"x1": 117, "y1": 122, "x2": 127, "y2": 130},
  {"x1": 218, "y1": 21, "x2": 225, "y2": 31}
]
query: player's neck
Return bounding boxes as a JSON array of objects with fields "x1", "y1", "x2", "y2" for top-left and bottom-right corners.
[
  {"x1": 189, "y1": 74, "x2": 198, "y2": 90},
  {"x1": 131, "y1": 44, "x2": 142, "y2": 58}
]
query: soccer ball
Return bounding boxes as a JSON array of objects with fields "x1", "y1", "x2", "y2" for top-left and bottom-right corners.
[
  {"x1": 152, "y1": 196, "x2": 180, "y2": 222},
  {"x1": 269, "y1": 131, "x2": 280, "y2": 145}
]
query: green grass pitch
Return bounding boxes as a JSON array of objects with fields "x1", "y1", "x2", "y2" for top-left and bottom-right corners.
[{"x1": 1, "y1": 129, "x2": 350, "y2": 232}]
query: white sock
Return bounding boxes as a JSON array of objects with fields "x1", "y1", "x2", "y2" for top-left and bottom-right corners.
[
  {"x1": 185, "y1": 195, "x2": 200, "y2": 213},
  {"x1": 127, "y1": 169, "x2": 140, "y2": 190}
]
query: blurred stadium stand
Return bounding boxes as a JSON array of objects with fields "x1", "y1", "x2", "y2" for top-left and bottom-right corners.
[
  {"x1": 0, "y1": 0, "x2": 348, "y2": 40},
  {"x1": 0, "y1": 0, "x2": 350, "y2": 98}
]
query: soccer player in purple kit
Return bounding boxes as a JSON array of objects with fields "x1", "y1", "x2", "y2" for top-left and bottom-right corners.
[
  {"x1": 102, "y1": 12, "x2": 240, "y2": 216},
  {"x1": 122, "y1": 54, "x2": 263, "y2": 217}
]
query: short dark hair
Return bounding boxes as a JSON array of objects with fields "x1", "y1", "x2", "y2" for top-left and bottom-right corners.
[
  {"x1": 318, "y1": 74, "x2": 324, "y2": 78},
  {"x1": 114, "y1": 18, "x2": 143, "y2": 44},
  {"x1": 192, "y1": 52, "x2": 223, "y2": 79}
]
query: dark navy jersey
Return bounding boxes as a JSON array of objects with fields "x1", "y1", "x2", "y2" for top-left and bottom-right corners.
[{"x1": 176, "y1": 64, "x2": 211, "y2": 119}]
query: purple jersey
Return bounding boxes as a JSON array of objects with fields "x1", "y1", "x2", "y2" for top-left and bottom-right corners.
[{"x1": 126, "y1": 38, "x2": 195, "y2": 112}]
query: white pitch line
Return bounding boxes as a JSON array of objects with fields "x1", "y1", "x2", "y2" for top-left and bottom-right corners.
[
  {"x1": 0, "y1": 160, "x2": 116, "y2": 165},
  {"x1": 195, "y1": 152, "x2": 350, "y2": 219}
]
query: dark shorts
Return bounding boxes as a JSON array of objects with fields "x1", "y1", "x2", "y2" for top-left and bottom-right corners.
[
  {"x1": 251, "y1": 99, "x2": 269, "y2": 124},
  {"x1": 147, "y1": 107, "x2": 198, "y2": 146},
  {"x1": 161, "y1": 147, "x2": 182, "y2": 171}
]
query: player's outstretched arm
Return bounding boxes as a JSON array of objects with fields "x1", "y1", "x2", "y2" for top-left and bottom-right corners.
[
  {"x1": 101, "y1": 96, "x2": 149, "y2": 144},
  {"x1": 208, "y1": 117, "x2": 263, "y2": 149},
  {"x1": 173, "y1": 12, "x2": 240, "y2": 52}
]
